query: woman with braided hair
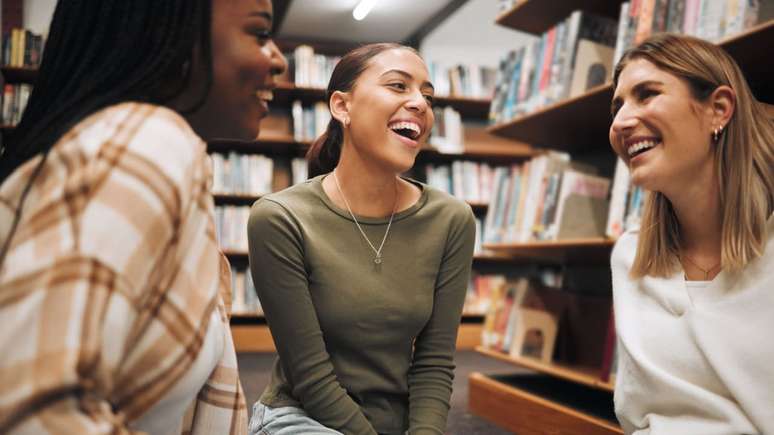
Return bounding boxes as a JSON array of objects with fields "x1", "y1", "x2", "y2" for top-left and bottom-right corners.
[{"x1": 0, "y1": 0, "x2": 286, "y2": 433}]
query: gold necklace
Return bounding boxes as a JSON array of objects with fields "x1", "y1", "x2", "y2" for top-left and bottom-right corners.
[
  {"x1": 332, "y1": 170, "x2": 398, "y2": 265},
  {"x1": 680, "y1": 254, "x2": 721, "y2": 280}
]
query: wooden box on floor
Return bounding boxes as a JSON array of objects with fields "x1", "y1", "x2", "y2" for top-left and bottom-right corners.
[{"x1": 469, "y1": 372, "x2": 622, "y2": 435}]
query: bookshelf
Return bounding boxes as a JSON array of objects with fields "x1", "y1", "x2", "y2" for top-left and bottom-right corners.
[
  {"x1": 487, "y1": 19, "x2": 774, "y2": 149},
  {"x1": 496, "y1": 0, "x2": 621, "y2": 35},
  {"x1": 0, "y1": 66, "x2": 37, "y2": 83},
  {"x1": 483, "y1": 238, "x2": 615, "y2": 264},
  {"x1": 476, "y1": 346, "x2": 613, "y2": 392},
  {"x1": 477, "y1": 0, "x2": 774, "y2": 432}
]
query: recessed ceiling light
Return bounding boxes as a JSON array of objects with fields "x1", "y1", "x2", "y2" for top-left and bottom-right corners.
[{"x1": 353, "y1": 0, "x2": 379, "y2": 21}]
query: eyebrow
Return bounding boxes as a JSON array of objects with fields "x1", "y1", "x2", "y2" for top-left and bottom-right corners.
[
  {"x1": 380, "y1": 69, "x2": 435, "y2": 92},
  {"x1": 249, "y1": 11, "x2": 273, "y2": 23},
  {"x1": 611, "y1": 80, "x2": 664, "y2": 114}
]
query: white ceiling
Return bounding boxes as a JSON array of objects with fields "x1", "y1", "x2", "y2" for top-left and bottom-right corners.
[{"x1": 278, "y1": 0, "x2": 455, "y2": 43}]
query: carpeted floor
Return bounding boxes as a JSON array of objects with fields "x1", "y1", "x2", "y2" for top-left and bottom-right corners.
[{"x1": 237, "y1": 350, "x2": 526, "y2": 434}]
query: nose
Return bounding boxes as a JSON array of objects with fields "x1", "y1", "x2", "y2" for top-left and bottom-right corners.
[
  {"x1": 267, "y1": 40, "x2": 287, "y2": 77},
  {"x1": 405, "y1": 89, "x2": 429, "y2": 114},
  {"x1": 610, "y1": 103, "x2": 638, "y2": 137}
]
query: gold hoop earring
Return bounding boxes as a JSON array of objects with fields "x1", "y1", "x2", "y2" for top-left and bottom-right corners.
[{"x1": 344, "y1": 117, "x2": 350, "y2": 127}]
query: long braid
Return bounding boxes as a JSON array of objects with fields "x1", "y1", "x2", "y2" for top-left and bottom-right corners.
[
  {"x1": 0, "y1": 0, "x2": 212, "y2": 183},
  {"x1": 0, "y1": 0, "x2": 212, "y2": 265}
]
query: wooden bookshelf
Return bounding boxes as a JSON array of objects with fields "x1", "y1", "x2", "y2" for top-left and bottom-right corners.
[
  {"x1": 483, "y1": 238, "x2": 615, "y2": 264},
  {"x1": 0, "y1": 66, "x2": 38, "y2": 83},
  {"x1": 207, "y1": 136, "x2": 308, "y2": 156},
  {"x1": 476, "y1": 346, "x2": 613, "y2": 392},
  {"x1": 272, "y1": 82, "x2": 492, "y2": 119},
  {"x1": 467, "y1": 201, "x2": 488, "y2": 214},
  {"x1": 488, "y1": 19, "x2": 774, "y2": 149},
  {"x1": 213, "y1": 193, "x2": 262, "y2": 205},
  {"x1": 469, "y1": 372, "x2": 622, "y2": 435},
  {"x1": 495, "y1": 0, "x2": 622, "y2": 35}
]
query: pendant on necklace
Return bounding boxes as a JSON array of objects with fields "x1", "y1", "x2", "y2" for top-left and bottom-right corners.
[{"x1": 374, "y1": 256, "x2": 382, "y2": 264}]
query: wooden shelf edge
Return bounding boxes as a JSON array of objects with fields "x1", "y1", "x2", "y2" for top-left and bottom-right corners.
[
  {"x1": 484, "y1": 237, "x2": 615, "y2": 251},
  {"x1": 469, "y1": 372, "x2": 623, "y2": 434},
  {"x1": 475, "y1": 346, "x2": 614, "y2": 392},
  {"x1": 486, "y1": 83, "x2": 612, "y2": 138}
]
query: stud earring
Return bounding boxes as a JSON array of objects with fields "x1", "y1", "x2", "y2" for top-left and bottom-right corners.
[{"x1": 713, "y1": 125, "x2": 723, "y2": 142}]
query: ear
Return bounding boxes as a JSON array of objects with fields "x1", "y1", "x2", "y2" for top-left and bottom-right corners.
[
  {"x1": 329, "y1": 90, "x2": 351, "y2": 126},
  {"x1": 709, "y1": 85, "x2": 736, "y2": 130}
]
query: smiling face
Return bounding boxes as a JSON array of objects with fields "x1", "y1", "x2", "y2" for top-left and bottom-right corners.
[
  {"x1": 609, "y1": 58, "x2": 717, "y2": 194},
  {"x1": 186, "y1": 0, "x2": 287, "y2": 141},
  {"x1": 342, "y1": 48, "x2": 435, "y2": 174}
]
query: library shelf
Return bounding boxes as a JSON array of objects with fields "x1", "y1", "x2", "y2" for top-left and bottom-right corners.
[
  {"x1": 1, "y1": 124, "x2": 15, "y2": 133},
  {"x1": 495, "y1": 0, "x2": 622, "y2": 35},
  {"x1": 467, "y1": 201, "x2": 488, "y2": 214},
  {"x1": 476, "y1": 346, "x2": 613, "y2": 392},
  {"x1": 0, "y1": 66, "x2": 38, "y2": 83},
  {"x1": 487, "y1": 18, "x2": 774, "y2": 149},
  {"x1": 273, "y1": 82, "x2": 493, "y2": 119},
  {"x1": 469, "y1": 372, "x2": 622, "y2": 435},
  {"x1": 483, "y1": 238, "x2": 615, "y2": 264},
  {"x1": 213, "y1": 193, "x2": 262, "y2": 205},
  {"x1": 207, "y1": 136, "x2": 309, "y2": 156}
]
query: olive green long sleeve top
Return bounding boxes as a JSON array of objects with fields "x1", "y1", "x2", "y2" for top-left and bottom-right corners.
[{"x1": 246, "y1": 174, "x2": 475, "y2": 435}]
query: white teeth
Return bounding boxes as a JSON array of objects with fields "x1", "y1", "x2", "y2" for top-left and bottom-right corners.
[
  {"x1": 255, "y1": 90, "x2": 273, "y2": 101},
  {"x1": 388, "y1": 121, "x2": 421, "y2": 139},
  {"x1": 627, "y1": 140, "x2": 658, "y2": 156}
]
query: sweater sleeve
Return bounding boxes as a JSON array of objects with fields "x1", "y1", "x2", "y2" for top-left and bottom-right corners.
[
  {"x1": 407, "y1": 204, "x2": 476, "y2": 434},
  {"x1": 247, "y1": 199, "x2": 377, "y2": 435}
]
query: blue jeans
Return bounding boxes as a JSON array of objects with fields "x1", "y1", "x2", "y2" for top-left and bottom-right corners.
[{"x1": 249, "y1": 402, "x2": 344, "y2": 435}]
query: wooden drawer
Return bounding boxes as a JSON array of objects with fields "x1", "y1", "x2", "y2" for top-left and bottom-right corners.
[{"x1": 469, "y1": 372, "x2": 622, "y2": 435}]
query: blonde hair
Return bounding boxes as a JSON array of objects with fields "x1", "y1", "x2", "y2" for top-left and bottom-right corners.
[{"x1": 613, "y1": 33, "x2": 774, "y2": 278}]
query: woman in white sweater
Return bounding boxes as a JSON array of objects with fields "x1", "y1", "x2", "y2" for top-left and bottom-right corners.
[{"x1": 608, "y1": 33, "x2": 774, "y2": 434}]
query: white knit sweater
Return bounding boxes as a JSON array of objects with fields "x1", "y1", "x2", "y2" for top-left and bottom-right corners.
[{"x1": 611, "y1": 216, "x2": 774, "y2": 434}]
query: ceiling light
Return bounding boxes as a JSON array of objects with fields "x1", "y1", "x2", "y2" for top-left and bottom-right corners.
[{"x1": 353, "y1": 0, "x2": 379, "y2": 21}]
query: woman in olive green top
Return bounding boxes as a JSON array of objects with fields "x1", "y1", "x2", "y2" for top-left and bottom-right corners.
[{"x1": 246, "y1": 43, "x2": 476, "y2": 435}]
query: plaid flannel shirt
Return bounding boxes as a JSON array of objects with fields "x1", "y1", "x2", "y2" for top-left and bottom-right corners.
[{"x1": 0, "y1": 103, "x2": 247, "y2": 434}]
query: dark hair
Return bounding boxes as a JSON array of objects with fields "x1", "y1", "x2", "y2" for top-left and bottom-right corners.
[
  {"x1": 0, "y1": 0, "x2": 213, "y2": 183},
  {"x1": 305, "y1": 43, "x2": 419, "y2": 177}
]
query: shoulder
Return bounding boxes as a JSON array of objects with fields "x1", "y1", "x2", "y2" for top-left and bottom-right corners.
[
  {"x1": 420, "y1": 183, "x2": 476, "y2": 240},
  {"x1": 61, "y1": 103, "x2": 207, "y2": 216},
  {"x1": 422, "y1": 182, "x2": 475, "y2": 221},
  {"x1": 248, "y1": 180, "x2": 321, "y2": 230},
  {"x1": 611, "y1": 228, "x2": 639, "y2": 271}
]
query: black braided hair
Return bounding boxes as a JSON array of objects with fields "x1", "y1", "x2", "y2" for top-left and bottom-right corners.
[{"x1": 0, "y1": 0, "x2": 213, "y2": 183}]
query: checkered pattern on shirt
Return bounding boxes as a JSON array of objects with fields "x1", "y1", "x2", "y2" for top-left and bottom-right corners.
[{"x1": 0, "y1": 102, "x2": 247, "y2": 434}]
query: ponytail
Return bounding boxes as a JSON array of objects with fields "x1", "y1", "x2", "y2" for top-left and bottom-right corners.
[{"x1": 306, "y1": 118, "x2": 343, "y2": 178}]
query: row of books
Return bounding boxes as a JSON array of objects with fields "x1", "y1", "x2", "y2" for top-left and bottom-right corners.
[
  {"x1": 424, "y1": 161, "x2": 495, "y2": 204},
  {"x1": 211, "y1": 152, "x2": 308, "y2": 196},
  {"x1": 482, "y1": 276, "x2": 560, "y2": 363},
  {"x1": 427, "y1": 62, "x2": 498, "y2": 100},
  {"x1": 429, "y1": 106, "x2": 464, "y2": 153},
  {"x1": 1, "y1": 28, "x2": 44, "y2": 68},
  {"x1": 292, "y1": 100, "x2": 330, "y2": 142},
  {"x1": 613, "y1": 0, "x2": 764, "y2": 65},
  {"x1": 489, "y1": 10, "x2": 618, "y2": 125},
  {"x1": 289, "y1": 45, "x2": 341, "y2": 89},
  {"x1": 483, "y1": 151, "x2": 613, "y2": 244},
  {"x1": 215, "y1": 205, "x2": 251, "y2": 251},
  {"x1": 605, "y1": 158, "x2": 645, "y2": 238},
  {"x1": 480, "y1": 272, "x2": 618, "y2": 382},
  {"x1": 212, "y1": 153, "x2": 275, "y2": 196},
  {"x1": 1, "y1": 83, "x2": 31, "y2": 126},
  {"x1": 231, "y1": 267, "x2": 263, "y2": 316}
]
